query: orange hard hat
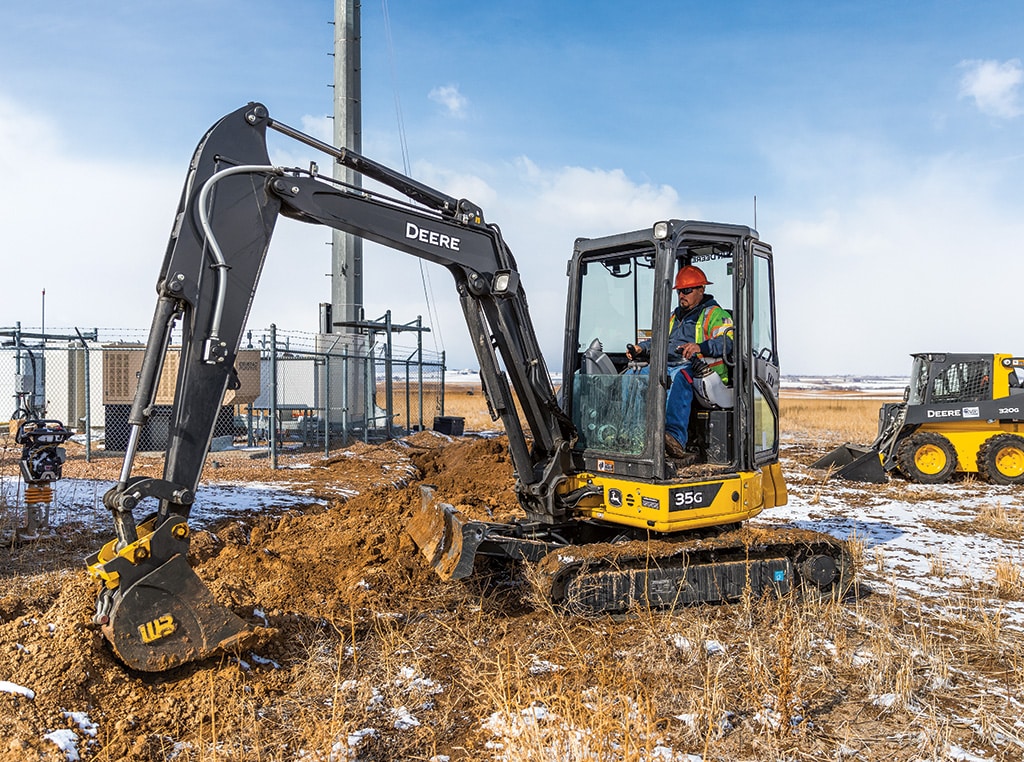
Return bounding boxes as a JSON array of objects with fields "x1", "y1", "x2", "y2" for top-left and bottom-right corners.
[{"x1": 674, "y1": 265, "x2": 712, "y2": 290}]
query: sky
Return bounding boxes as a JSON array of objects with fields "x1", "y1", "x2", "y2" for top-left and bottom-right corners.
[{"x1": 2, "y1": 1, "x2": 1024, "y2": 375}]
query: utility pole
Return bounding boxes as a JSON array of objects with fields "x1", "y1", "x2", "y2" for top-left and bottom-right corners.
[
  {"x1": 331, "y1": 0, "x2": 362, "y2": 325},
  {"x1": 318, "y1": 0, "x2": 367, "y2": 442}
]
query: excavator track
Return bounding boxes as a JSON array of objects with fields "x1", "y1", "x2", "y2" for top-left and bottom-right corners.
[{"x1": 532, "y1": 526, "x2": 852, "y2": 615}]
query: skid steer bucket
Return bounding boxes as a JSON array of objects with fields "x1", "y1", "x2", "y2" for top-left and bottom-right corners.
[{"x1": 811, "y1": 444, "x2": 887, "y2": 484}]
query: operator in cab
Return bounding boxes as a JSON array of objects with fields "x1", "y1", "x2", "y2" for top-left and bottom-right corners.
[{"x1": 626, "y1": 265, "x2": 734, "y2": 461}]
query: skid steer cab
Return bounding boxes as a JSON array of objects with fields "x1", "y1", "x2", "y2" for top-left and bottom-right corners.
[{"x1": 814, "y1": 353, "x2": 1024, "y2": 485}]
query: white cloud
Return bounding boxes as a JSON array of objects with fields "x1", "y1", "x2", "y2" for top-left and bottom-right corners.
[
  {"x1": 9, "y1": 92, "x2": 1024, "y2": 377},
  {"x1": 299, "y1": 114, "x2": 334, "y2": 143},
  {"x1": 428, "y1": 85, "x2": 468, "y2": 118},
  {"x1": 0, "y1": 96, "x2": 180, "y2": 332},
  {"x1": 0, "y1": 95, "x2": 686, "y2": 370},
  {"x1": 958, "y1": 58, "x2": 1023, "y2": 119},
  {"x1": 0, "y1": 97, "x2": 332, "y2": 338},
  {"x1": 765, "y1": 132, "x2": 1024, "y2": 375}
]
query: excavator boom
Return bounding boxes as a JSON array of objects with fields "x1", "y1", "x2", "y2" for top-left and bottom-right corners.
[{"x1": 88, "y1": 103, "x2": 579, "y2": 670}]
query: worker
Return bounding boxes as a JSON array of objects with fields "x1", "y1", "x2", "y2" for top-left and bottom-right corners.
[{"x1": 626, "y1": 264, "x2": 734, "y2": 460}]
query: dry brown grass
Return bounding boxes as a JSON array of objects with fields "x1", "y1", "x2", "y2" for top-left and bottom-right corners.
[
  {"x1": 779, "y1": 394, "x2": 893, "y2": 444},
  {"x1": 402, "y1": 383, "x2": 902, "y2": 440},
  {"x1": 158, "y1": 587, "x2": 1022, "y2": 761},
  {"x1": 971, "y1": 502, "x2": 1024, "y2": 539}
]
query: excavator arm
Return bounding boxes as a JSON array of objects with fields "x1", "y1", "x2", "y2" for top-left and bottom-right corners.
[{"x1": 88, "y1": 103, "x2": 575, "y2": 671}]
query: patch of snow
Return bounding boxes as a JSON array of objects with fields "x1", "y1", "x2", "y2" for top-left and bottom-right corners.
[
  {"x1": 669, "y1": 634, "x2": 692, "y2": 651},
  {"x1": 528, "y1": 656, "x2": 563, "y2": 675},
  {"x1": 391, "y1": 706, "x2": 420, "y2": 730},
  {"x1": 250, "y1": 652, "x2": 280, "y2": 669},
  {"x1": 44, "y1": 728, "x2": 79, "y2": 761},
  {"x1": 946, "y1": 744, "x2": 990, "y2": 762},
  {"x1": 395, "y1": 666, "x2": 442, "y2": 695},
  {"x1": 347, "y1": 728, "x2": 377, "y2": 747},
  {"x1": 62, "y1": 711, "x2": 97, "y2": 737},
  {"x1": 674, "y1": 713, "x2": 697, "y2": 728},
  {"x1": 704, "y1": 639, "x2": 726, "y2": 656},
  {"x1": 763, "y1": 453, "x2": 1024, "y2": 631},
  {"x1": 39, "y1": 478, "x2": 328, "y2": 532},
  {"x1": 0, "y1": 680, "x2": 35, "y2": 699}
]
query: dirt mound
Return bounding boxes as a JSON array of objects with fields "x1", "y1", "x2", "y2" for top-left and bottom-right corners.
[{"x1": 0, "y1": 433, "x2": 518, "y2": 761}]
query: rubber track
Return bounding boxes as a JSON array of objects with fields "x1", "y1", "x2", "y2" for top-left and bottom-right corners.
[{"x1": 533, "y1": 526, "x2": 853, "y2": 615}]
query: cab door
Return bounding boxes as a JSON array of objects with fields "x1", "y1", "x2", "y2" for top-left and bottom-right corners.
[{"x1": 750, "y1": 242, "x2": 780, "y2": 465}]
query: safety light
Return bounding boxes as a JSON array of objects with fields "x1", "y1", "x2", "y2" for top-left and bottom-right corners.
[
  {"x1": 492, "y1": 269, "x2": 519, "y2": 295},
  {"x1": 653, "y1": 221, "x2": 669, "y2": 240}
]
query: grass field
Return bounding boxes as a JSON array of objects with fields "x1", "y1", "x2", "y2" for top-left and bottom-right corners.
[
  {"x1": 7, "y1": 388, "x2": 1022, "y2": 761},
  {"x1": 418, "y1": 383, "x2": 894, "y2": 444}
]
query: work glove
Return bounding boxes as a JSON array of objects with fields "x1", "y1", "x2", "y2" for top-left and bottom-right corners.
[{"x1": 626, "y1": 343, "x2": 649, "y2": 362}]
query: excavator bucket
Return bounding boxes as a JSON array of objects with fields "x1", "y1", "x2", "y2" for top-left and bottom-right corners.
[
  {"x1": 407, "y1": 486, "x2": 489, "y2": 580},
  {"x1": 97, "y1": 554, "x2": 267, "y2": 672},
  {"x1": 89, "y1": 515, "x2": 270, "y2": 671},
  {"x1": 811, "y1": 444, "x2": 887, "y2": 484}
]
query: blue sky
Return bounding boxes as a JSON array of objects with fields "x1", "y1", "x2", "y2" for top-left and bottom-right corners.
[{"x1": 2, "y1": 1, "x2": 1023, "y2": 374}]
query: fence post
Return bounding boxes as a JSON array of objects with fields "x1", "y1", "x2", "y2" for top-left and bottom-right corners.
[
  {"x1": 363, "y1": 346, "x2": 372, "y2": 444},
  {"x1": 323, "y1": 353, "x2": 330, "y2": 457},
  {"x1": 341, "y1": 353, "x2": 349, "y2": 446},
  {"x1": 84, "y1": 342, "x2": 92, "y2": 462},
  {"x1": 440, "y1": 350, "x2": 446, "y2": 416},
  {"x1": 384, "y1": 310, "x2": 394, "y2": 440},
  {"x1": 270, "y1": 324, "x2": 278, "y2": 470},
  {"x1": 416, "y1": 315, "x2": 424, "y2": 430}
]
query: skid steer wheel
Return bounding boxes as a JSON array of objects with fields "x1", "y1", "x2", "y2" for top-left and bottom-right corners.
[
  {"x1": 977, "y1": 433, "x2": 1024, "y2": 485},
  {"x1": 896, "y1": 432, "x2": 957, "y2": 484}
]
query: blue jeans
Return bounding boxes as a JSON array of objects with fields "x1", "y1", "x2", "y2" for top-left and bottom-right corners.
[
  {"x1": 665, "y1": 365, "x2": 694, "y2": 446},
  {"x1": 634, "y1": 364, "x2": 694, "y2": 447}
]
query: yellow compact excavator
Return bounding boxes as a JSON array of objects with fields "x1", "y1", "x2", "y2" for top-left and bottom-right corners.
[
  {"x1": 814, "y1": 353, "x2": 1024, "y2": 484},
  {"x1": 86, "y1": 103, "x2": 851, "y2": 672}
]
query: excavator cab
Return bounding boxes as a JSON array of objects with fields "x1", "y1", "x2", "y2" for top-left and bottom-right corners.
[{"x1": 562, "y1": 223, "x2": 782, "y2": 487}]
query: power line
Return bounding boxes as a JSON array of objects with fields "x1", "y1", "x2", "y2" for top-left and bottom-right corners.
[{"x1": 381, "y1": 0, "x2": 445, "y2": 357}]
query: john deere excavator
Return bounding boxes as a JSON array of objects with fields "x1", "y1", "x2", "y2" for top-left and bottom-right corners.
[
  {"x1": 814, "y1": 352, "x2": 1024, "y2": 484},
  {"x1": 86, "y1": 102, "x2": 851, "y2": 672}
]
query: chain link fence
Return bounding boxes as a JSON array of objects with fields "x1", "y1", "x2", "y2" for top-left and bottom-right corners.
[{"x1": 1, "y1": 324, "x2": 450, "y2": 469}]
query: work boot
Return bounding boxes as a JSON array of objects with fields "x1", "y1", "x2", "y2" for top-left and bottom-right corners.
[{"x1": 664, "y1": 434, "x2": 687, "y2": 460}]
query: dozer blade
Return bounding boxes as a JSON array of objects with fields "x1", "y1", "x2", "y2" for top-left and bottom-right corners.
[
  {"x1": 407, "y1": 486, "x2": 489, "y2": 581},
  {"x1": 102, "y1": 554, "x2": 264, "y2": 672},
  {"x1": 811, "y1": 444, "x2": 887, "y2": 484}
]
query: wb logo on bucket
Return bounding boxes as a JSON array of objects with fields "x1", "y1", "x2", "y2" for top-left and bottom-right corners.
[{"x1": 138, "y1": 614, "x2": 177, "y2": 643}]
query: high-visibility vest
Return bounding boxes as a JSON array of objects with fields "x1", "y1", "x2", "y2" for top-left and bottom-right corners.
[
  {"x1": 693, "y1": 306, "x2": 733, "y2": 383},
  {"x1": 666, "y1": 305, "x2": 733, "y2": 381}
]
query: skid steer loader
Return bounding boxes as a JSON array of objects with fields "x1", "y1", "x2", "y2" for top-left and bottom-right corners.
[{"x1": 813, "y1": 353, "x2": 1024, "y2": 484}]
